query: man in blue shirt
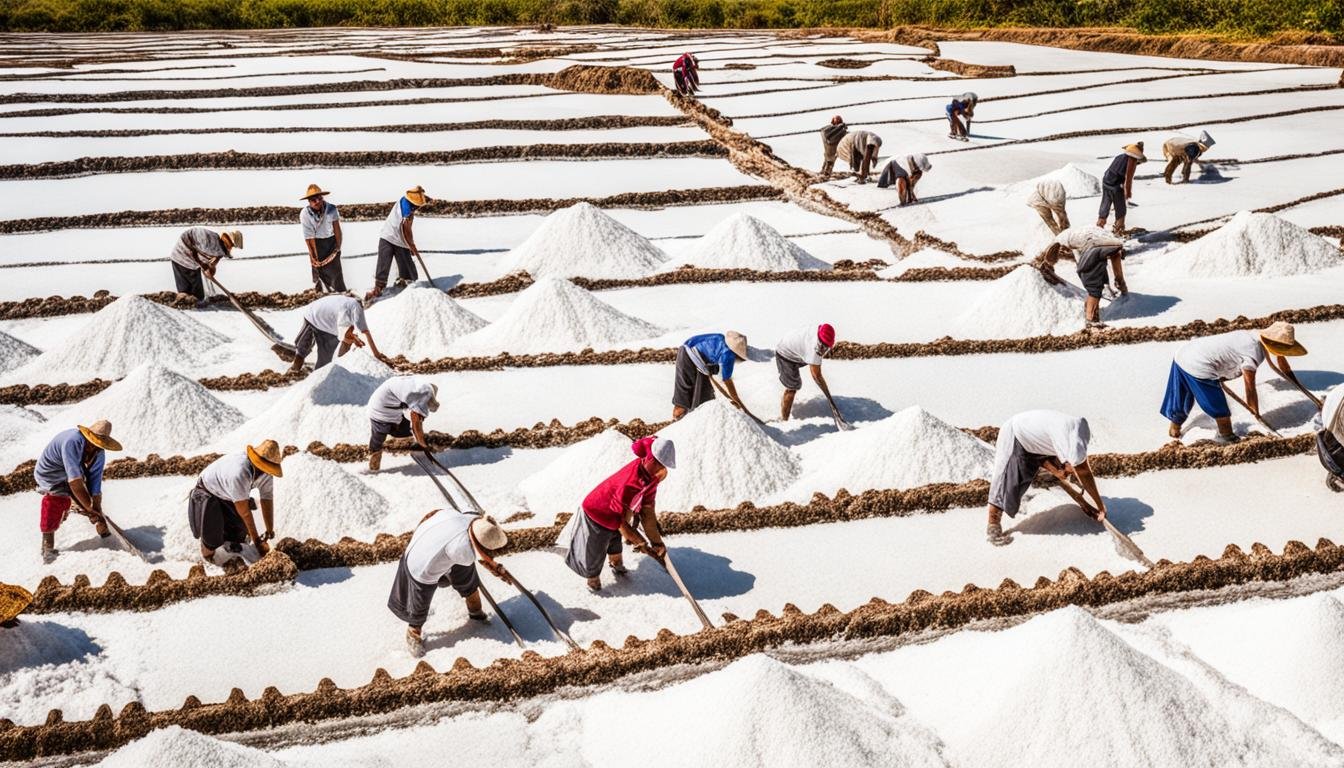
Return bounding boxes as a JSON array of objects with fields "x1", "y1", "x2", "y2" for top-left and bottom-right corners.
[
  {"x1": 672, "y1": 330, "x2": 756, "y2": 420},
  {"x1": 34, "y1": 420, "x2": 121, "y2": 563},
  {"x1": 1097, "y1": 142, "x2": 1145, "y2": 235}
]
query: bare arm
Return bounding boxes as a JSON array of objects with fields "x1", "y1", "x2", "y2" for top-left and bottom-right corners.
[
  {"x1": 1110, "y1": 253, "x2": 1127, "y2": 293},
  {"x1": 722, "y1": 378, "x2": 760, "y2": 422},
  {"x1": 400, "y1": 218, "x2": 418, "y2": 256},
  {"x1": 1243, "y1": 368, "x2": 1259, "y2": 415},
  {"x1": 1071, "y1": 461, "x2": 1106, "y2": 519},
  {"x1": 1125, "y1": 159, "x2": 1137, "y2": 198},
  {"x1": 410, "y1": 411, "x2": 428, "y2": 448},
  {"x1": 362, "y1": 330, "x2": 384, "y2": 361},
  {"x1": 260, "y1": 498, "x2": 274, "y2": 539},
  {"x1": 305, "y1": 238, "x2": 320, "y2": 266},
  {"x1": 234, "y1": 499, "x2": 269, "y2": 555},
  {"x1": 331, "y1": 220, "x2": 342, "y2": 255},
  {"x1": 810, "y1": 364, "x2": 840, "y2": 411},
  {"x1": 67, "y1": 477, "x2": 97, "y2": 516}
]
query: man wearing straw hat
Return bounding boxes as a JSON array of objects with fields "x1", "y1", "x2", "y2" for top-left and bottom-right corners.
[
  {"x1": 1097, "y1": 142, "x2": 1145, "y2": 235},
  {"x1": 672, "y1": 330, "x2": 751, "y2": 420},
  {"x1": 1318, "y1": 385, "x2": 1344, "y2": 492},
  {"x1": 366, "y1": 185, "x2": 430, "y2": 303},
  {"x1": 389, "y1": 509, "x2": 511, "y2": 657},
  {"x1": 876, "y1": 153, "x2": 932, "y2": 205},
  {"x1": 366, "y1": 376, "x2": 440, "y2": 472},
  {"x1": 287, "y1": 293, "x2": 387, "y2": 374},
  {"x1": 300, "y1": 183, "x2": 344, "y2": 293},
  {"x1": 33, "y1": 420, "x2": 121, "y2": 563},
  {"x1": 1162, "y1": 131, "x2": 1215, "y2": 185},
  {"x1": 189, "y1": 439, "x2": 284, "y2": 564},
  {"x1": 1160, "y1": 322, "x2": 1307, "y2": 443},
  {"x1": 1026, "y1": 179, "x2": 1070, "y2": 235},
  {"x1": 169, "y1": 227, "x2": 243, "y2": 308}
]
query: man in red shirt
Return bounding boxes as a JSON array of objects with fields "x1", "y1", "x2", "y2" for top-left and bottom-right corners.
[
  {"x1": 673, "y1": 52, "x2": 699, "y2": 96},
  {"x1": 564, "y1": 436, "x2": 677, "y2": 591}
]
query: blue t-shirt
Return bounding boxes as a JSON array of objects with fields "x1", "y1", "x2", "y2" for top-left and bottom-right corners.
[
  {"x1": 34, "y1": 428, "x2": 105, "y2": 496},
  {"x1": 684, "y1": 333, "x2": 737, "y2": 381}
]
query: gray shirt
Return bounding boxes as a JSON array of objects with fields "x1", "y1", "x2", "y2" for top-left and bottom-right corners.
[
  {"x1": 368, "y1": 376, "x2": 435, "y2": 425},
  {"x1": 200, "y1": 451, "x2": 273, "y2": 502},
  {"x1": 303, "y1": 295, "x2": 368, "y2": 337},
  {"x1": 301, "y1": 202, "x2": 340, "y2": 240},
  {"x1": 170, "y1": 227, "x2": 228, "y2": 270}
]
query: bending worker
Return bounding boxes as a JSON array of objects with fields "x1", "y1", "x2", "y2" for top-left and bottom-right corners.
[
  {"x1": 876, "y1": 153, "x2": 932, "y2": 205},
  {"x1": 1027, "y1": 179, "x2": 1070, "y2": 235},
  {"x1": 1097, "y1": 143, "x2": 1145, "y2": 235},
  {"x1": 367, "y1": 375, "x2": 439, "y2": 472},
  {"x1": 946, "y1": 92, "x2": 977, "y2": 141},
  {"x1": 1161, "y1": 322, "x2": 1306, "y2": 443},
  {"x1": 35, "y1": 420, "x2": 120, "y2": 563},
  {"x1": 775, "y1": 323, "x2": 841, "y2": 421},
  {"x1": 300, "y1": 183, "x2": 344, "y2": 293},
  {"x1": 673, "y1": 52, "x2": 700, "y2": 96},
  {"x1": 819, "y1": 115, "x2": 847, "y2": 179},
  {"x1": 189, "y1": 440, "x2": 283, "y2": 565},
  {"x1": 672, "y1": 330, "x2": 754, "y2": 420},
  {"x1": 1162, "y1": 130, "x2": 1215, "y2": 184},
  {"x1": 1040, "y1": 226, "x2": 1127, "y2": 326},
  {"x1": 169, "y1": 227, "x2": 242, "y2": 307},
  {"x1": 1320, "y1": 385, "x2": 1344, "y2": 493},
  {"x1": 836, "y1": 128, "x2": 882, "y2": 184},
  {"x1": 986, "y1": 410, "x2": 1101, "y2": 546},
  {"x1": 288, "y1": 293, "x2": 386, "y2": 373},
  {"x1": 367, "y1": 185, "x2": 429, "y2": 303}
]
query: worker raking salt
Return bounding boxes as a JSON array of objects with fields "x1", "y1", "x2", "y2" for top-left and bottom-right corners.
[
  {"x1": 287, "y1": 293, "x2": 387, "y2": 373},
  {"x1": 946, "y1": 92, "x2": 977, "y2": 141},
  {"x1": 1319, "y1": 385, "x2": 1344, "y2": 492},
  {"x1": 366, "y1": 185, "x2": 430, "y2": 303},
  {"x1": 168, "y1": 227, "x2": 242, "y2": 308},
  {"x1": 876, "y1": 153, "x2": 931, "y2": 205},
  {"x1": 775, "y1": 323, "x2": 843, "y2": 421},
  {"x1": 1161, "y1": 322, "x2": 1307, "y2": 443},
  {"x1": 672, "y1": 52, "x2": 700, "y2": 96},
  {"x1": 672, "y1": 330, "x2": 754, "y2": 420},
  {"x1": 366, "y1": 375, "x2": 439, "y2": 472},
  {"x1": 1162, "y1": 130, "x2": 1215, "y2": 184},
  {"x1": 300, "y1": 183, "x2": 344, "y2": 293},
  {"x1": 819, "y1": 115, "x2": 848, "y2": 180},
  {"x1": 389, "y1": 509, "x2": 511, "y2": 658},
  {"x1": 1097, "y1": 143, "x2": 1145, "y2": 235},
  {"x1": 1027, "y1": 179, "x2": 1070, "y2": 235},
  {"x1": 1039, "y1": 226, "x2": 1127, "y2": 327},
  {"x1": 563, "y1": 436, "x2": 675, "y2": 592},
  {"x1": 188, "y1": 440, "x2": 283, "y2": 566},
  {"x1": 986, "y1": 410, "x2": 1102, "y2": 546},
  {"x1": 34, "y1": 420, "x2": 121, "y2": 564},
  {"x1": 836, "y1": 128, "x2": 883, "y2": 184}
]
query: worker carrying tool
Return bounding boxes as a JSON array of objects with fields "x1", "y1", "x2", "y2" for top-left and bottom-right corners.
[
  {"x1": 775, "y1": 323, "x2": 840, "y2": 421},
  {"x1": 673, "y1": 52, "x2": 700, "y2": 96},
  {"x1": 1027, "y1": 179, "x2": 1070, "y2": 235},
  {"x1": 672, "y1": 331, "x2": 751, "y2": 419},
  {"x1": 34, "y1": 420, "x2": 121, "y2": 563},
  {"x1": 1097, "y1": 143, "x2": 1145, "y2": 235},
  {"x1": 836, "y1": 129, "x2": 883, "y2": 184},
  {"x1": 986, "y1": 410, "x2": 1101, "y2": 546},
  {"x1": 169, "y1": 227, "x2": 242, "y2": 307},
  {"x1": 1039, "y1": 226, "x2": 1128, "y2": 326},
  {"x1": 876, "y1": 153, "x2": 932, "y2": 205},
  {"x1": 1319, "y1": 386, "x2": 1344, "y2": 492},
  {"x1": 946, "y1": 92, "x2": 977, "y2": 141},
  {"x1": 1162, "y1": 131, "x2": 1215, "y2": 184},
  {"x1": 366, "y1": 376, "x2": 439, "y2": 472},
  {"x1": 300, "y1": 183, "x2": 345, "y2": 293},
  {"x1": 388, "y1": 509, "x2": 511, "y2": 658},
  {"x1": 288, "y1": 294, "x2": 387, "y2": 373},
  {"x1": 188, "y1": 440, "x2": 283, "y2": 566},
  {"x1": 562, "y1": 436, "x2": 675, "y2": 592},
  {"x1": 366, "y1": 185, "x2": 430, "y2": 303},
  {"x1": 819, "y1": 115, "x2": 848, "y2": 179},
  {"x1": 1161, "y1": 322, "x2": 1307, "y2": 443}
]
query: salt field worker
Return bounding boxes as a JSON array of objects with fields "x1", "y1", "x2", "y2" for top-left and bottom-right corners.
[
  {"x1": 1043, "y1": 226, "x2": 1127, "y2": 326},
  {"x1": 672, "y1": 330, "x2": 752, "y2": 420},
  {"x1": 776, "y1": 323, "x2": 839, "y2": 420},
  {"x1": 169, "y1": 227, "x2": 242, "y2": 307},
  {"x1": 1162, "y1": 130, "x2": 1216, "y2": 184},
  {"x1": 366, "y1": 376, "x2": 439, "y2": 472},
  {"x1": 287, "y1": 293, "x2": 386, "y2": 373},
  {"x1": 876, "y1": 153, "x2": 932, "y2": 205},
  {"x1": 564, "y1": 436, "x2": 675, "y2": 592},
  {"x1": 672, "y1": 51, "x2": 699, "y2": 95},
  {"x1": 986, "y1": 410, "x2": 1100, "y2": 546},
  {"x1": 365, "y1": 185, "x2": 429, "y2": 303},
  {"x1": 300, "y1": 183, "x2": 344, "y2": 293},
  {"x1": 1161, "y1": 322, "x2": 1307, "y2": 443},
  {"x1": 819, "y1": 115, "x2": 848, "y2": 179},
  {"x1": 1319, "y1": 386, "x2": 1344, "y2": 492},
  {"x1": 946, "y1": 92, "x2": 977, "y2": 141},
  {"x1": 1027, "y1": 179, "x2": 1070, "y2": 234},
  {"x1": 34, "y1": 420, "x2": 120, "y2": 563},
  {"x1": 188, "y1": 440, "x2": 283, "y2": 565},
  {"x1": 836, "y1": 128, "x2": 883, "y2": 184},
  {"x1": 389, "y1": 509, "x2": 511, "y2": 657},
  {"x1": 1097, "y1": 143, "x2": 1145, "y2": 235}
]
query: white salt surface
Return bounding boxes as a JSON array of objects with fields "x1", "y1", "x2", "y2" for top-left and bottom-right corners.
[
  {"x1": 1005, "y1": 162, "x2": 1102, "y2": 199},
  {"x1": 1149, "y1": 211, "x2": 1344, "y2": 279},
  {"x1": 667, "y1": 213, "x2": 831, "y2": 271},
  {"x1": 0, "y1": 328, "x2": 39, "y2": 369},
  {"x1": 0, "y1": 404, "x2": 44, "y2": 451},
  {"x1": 367, "y1": 285, "x2": 486, "y2": 361},
  {"x1": 516, "y1": 429, "x2": 634, "y2": 520},
  {"x1": 451, "y1": 277, "x2": 664, "y2": 355},
  {"x1": 96, "y1": 726, "x2": 284, "y2": 768},
  {"x1": 951, "y1": 265, "x2": 1085, "y2": 340},
  {"x1": 331, "y1": 347, "x2": 396, "y2": 379},
  {"x1": 500, "y1": 202, "x2": 668, "y2": 279},
  {"x1": 221, "y1": 363, "x2": 387, "y2": 450},
  {"x1": 656, "y1": 399, "x2": 800, "y2": 511},
  {"x1": 271, "y1": 453, "x2": 390, "y2": 541}
]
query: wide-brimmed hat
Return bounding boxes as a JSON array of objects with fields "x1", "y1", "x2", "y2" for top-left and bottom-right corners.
[
  {"x1": 222, "y1": 230, "x2": 244, "y2": 250},
  {"x1": 470, "y1": 515, "x2": 509, "y2": 550},
  {"x1": 300, "y1": 184, "x2": 330, "y2": 200},
  {"x1": 1123, "y1": 143, "x2": 1147, "y2": 162},
  {"x1": 1199, "y1": 130, "x2": 1215, "y2": 149},
  {"x1": 78, "y1": 419, "x2": 122, "y2": 452},
  {"x1": 651, "y1": 436, "x2": 676, "y2": 470},
  {"x1": 910, "y1": 153, "x2": 932, "y2": 173},
  {"x1": 247, "y1": 439, "x2": 284, "y2": 477},
  {"x1": 428, "y1": 383, "x2": 440, "y2": 413},
  {"x1": 1261, "y1": 321, "x2": 1307, "y2": 356},
  {"x1": 724, "y1": 330, "x2": 748, "y2": 361},
  {"x1": 405, "y1": 185, "x2": 429, "y2": 207}
]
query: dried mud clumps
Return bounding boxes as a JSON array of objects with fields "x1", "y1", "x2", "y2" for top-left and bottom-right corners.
[
  {"x1": 0, "y1": 293, "x2": 117, "y2": 320},
  {"x1": 912, "y1": 231, "x2": 1022, "y2": 263},
  {"x1": 1091, "y1": 434, "x2": 1314, "y2": 476},
  {"x1": 922, "y1": 57, "x2": 1016, "y2": 78},
  {"x1": 0, "y1": 379, "x2": 112, "y2": 407},
  {"x1": 893, "y1": 266, "x2": 1016, "y2": 283},
  {"x1": 723, "y1": 62, "x2": 757, "y2": 70},
  {"x1": 817, "y1": 58, "x2": 874, "y2": 69},
  {"x1": 545, "y1": 65, "x2": 663, "y2": 95}
]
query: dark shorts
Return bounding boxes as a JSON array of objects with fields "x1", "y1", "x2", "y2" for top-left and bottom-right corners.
[
  {"x1": 311, "y1": 236, "x2": 346, "y2": 293},
  {"x1": 370, "y1": 416, "x2": 412, "y2": 452},
  {"x1": 988, "y1": 439, "x2": 1052, "y2": 518},
  {"x1": 1318, "y1": 430, "x2": 1344, "y2": 478},
  {"x1": 776, "y1": 352, "x2": 806, "y2": 391},
  {"x1": 563, "y1": 511, "x2": 624, "y2": 578},
  {"x1": 1076, "y1": 245, "x2": 1121, "y2": 298},
  {"x1": 294, "y1": 319, "x2": 340, "y2": 369},
  {"x1": 188, "y1": 484, "x2": 249, "y2": 550},
  {"x1": 374, "y1": 237, "x2": 417, "y2": 289},
  {"x1": 387, "y1": 555, "x2": 480, "y2": 628},
  {"x1": 672, "y1": 346, "x2": 716, "y2": 411},
  {"x1": 172, "y1": 262, "x2": 205, "y2": 300},
  {"x1": 1098, "y1": 184, "x2": 1126, "y2": 221},
  {"x1": 1160, "y1": 361, "x2": 1230, "y2": 424}
]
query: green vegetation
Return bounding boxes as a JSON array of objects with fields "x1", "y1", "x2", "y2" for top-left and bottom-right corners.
[{"x1": 1, "y1": 0, "x2": 1340, "y2": 36}]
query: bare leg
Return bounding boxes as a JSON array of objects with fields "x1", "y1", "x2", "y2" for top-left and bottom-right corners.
[
  {"x1": 781, "y1": 389, "x2": 797, "y2": 420},
  {"x1": 200, "y1": 543, "x2": 216, "y2": 561},
  {"x1": 1084, "y1": 296, "x2": 1101, "y2": 323},
  {"x1": 1112, "y1": 218, "x2": 1125, "y2": 236},
  {"x1": 608, "y1": 553, "x2": 628, "y2": 575},
  {"x1": 1168, "y1": 421, "x2": 1183, "y2": 438},
  {"x1": 368, "y1": 450, "x2": 382, "y2": 472},
  {"x1": 464, "y1": 589, "x2": 485, "y2": 620},
  {"x1": 1214, "y1": 416, "x2": 1235, "y2": 438}
]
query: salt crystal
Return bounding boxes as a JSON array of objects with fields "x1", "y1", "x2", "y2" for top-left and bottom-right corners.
[
  {"x1": 0, "y1": 404, "x2": 44, "y2": 447},
  {"x1": 274, "y1": 453, "x2": 390, "y2": 541},
  {"x1": 451, "y1": 277, "x2": 663, "y2": 355},
  {"x1": 0, "y1": 329, "x2": 38, "y2": 371},
  {"x1": 1007, "y1": 163, "x2": 1101, "y2": 198},
  {"x1": 667, "y1": 213, "x2": 831, "y2": 271},
  {"x1": 657, "y1": 399, "x2": 800, "y2": 511},
  {"x1": 500, "y1": 201, "x2": 667, "y2": 279},
  {"x1": 1150, "y1": 211, "x2": 1343, "y2": 279},
  {"x1": 222, "y1": 363, "x2": 386, "y2": 450},
  {"x1": 367, "y1": 285, "x2": 486, "y2": 361},
  {"x1": 96, "y1": 725, "x2": 283, "y2": 768},
  {"x1": 517, "y1": 429, "x2": 635, "y2": 517},
  {"x1": 951, "y1": 265, "x2": 1084, "y2": 340}
]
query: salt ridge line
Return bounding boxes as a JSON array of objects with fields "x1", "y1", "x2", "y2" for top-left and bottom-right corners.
[
  {"x1": 7, "y1": 536, "x2": 1344, "y2": 762},
  {"x1": 0, "y1": 92, "x2": 571, "y2": 120},
  {"x1": 0, "y1": 115, "x2": 693, "y2": 139},
  {"x1": 0, "y1": 66, "x2": 390, "y2": 83}
]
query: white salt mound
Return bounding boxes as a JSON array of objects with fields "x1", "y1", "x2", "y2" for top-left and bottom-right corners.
[
  {"x1": 97, "y1": 725, "x2": 283, "y2": 768},
  {"x1": 1150, "y1": 210, "x2": 1343, "y2": 279},
  {"x1": 788, "y1": 406, "x2": 992, "y2": 499},
  {"x1": 0, "y1": 404, "x2": 44, "y2": 447},
  {"x1": 501, "y1": 201, "x2": 667, "y2": 279},
  {"x1": 226, "y1": 363, "x2": 386, "y2": 449},
  {"x1": 333, "y1": 347, "x2": 397, "y2": 379},
  {"x1": 367, "y1": 285, "x2": 487, "y2": 361},
  {"x1": 275, "y1": 453, "x2": 389, "y2": 541},
  {"x1": 518, "y1": 429, "x2": 634, "y2": 518},
  {"x1": 451, "y1": 277, "x2": 664, "y2": 355},
  {"x1": 657, "y1": 399, "x2": 800, "y2": 511},
  {"x1": 18, "y1": 295, "x2": 227, "y2": 381},
  {"x1": 952, "y1": 265, "x2": 1084, "y2": 340},
  {"x1": 671, "y1": 213, "x2": 831, "y2": 271},
  {"x1": 1010, "y1": 163, "x2": 1101, "y2": 198},
  {"x1": 0, "y1": 329, "x2": 39, "y2": 371}
]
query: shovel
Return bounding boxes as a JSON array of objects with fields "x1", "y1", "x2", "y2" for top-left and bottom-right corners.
[
  {"x1": 1267, "y1": 358, "x2": 1323, "y2": 409},
  {"x1": 708, "y1": 378, "x2": 767, "y2": 427},
  {"x1": 202, "y1": 272, "x2": 298, "y2": 362},
  {"x1": 1220, "y1": 382, "x2": 1282, "y2": 437},
  {"x1": 1048, "y1": 470, "x2": 1155, "y2": 569}
]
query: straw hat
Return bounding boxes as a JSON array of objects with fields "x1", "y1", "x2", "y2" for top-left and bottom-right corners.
[
  {"x1": 724, "y1": 330, "x2": 748, "y2": 361},
  {"x1": 1260, "y1": 321, "x2": 1307, "y2": 356},
  {"x1": 247, "y1": 439, "x2": 285, "y2": 477},
  {"x1": 405, "y1": 185, "x2": 429, "y2": 207},
  {"x1": 0, "y1": 583, "x2": 33, "y2": 624},
  {"x1": 1123, "y1": 142, "x2": 1147, "y2": 162},
  {"x1": 222, "y1": 230, "x2": 244, "y2": 250},
  {"x1": 300, "y1": 184, "x2": 330, "y2": 200},
  {"x1": 78, "y1": 420, "x2": 122, "y2": 452},
  {"x1": 470, "y1": 515, "x2": 509, "y2": 550},
  {"x1": 428, "y1": 383, "x2": 440, "y2": 413}
]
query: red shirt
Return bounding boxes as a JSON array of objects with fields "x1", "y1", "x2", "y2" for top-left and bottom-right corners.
[
  {"x1": 674, "y1": 53, "x2": 696, "y2": 73},
  {"x1": 581, "y1": 437, "x2": 662, "y2": 530}
]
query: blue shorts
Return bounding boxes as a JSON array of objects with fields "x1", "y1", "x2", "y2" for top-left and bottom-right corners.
[{"x1": 1160, "y1": 361, "x2": 1230, "y2": 424}]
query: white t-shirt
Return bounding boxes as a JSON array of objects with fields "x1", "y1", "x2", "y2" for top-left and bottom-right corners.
[
  {"x1": 1175, "y1": 330, "x2": 1265, "y2": 382},
  {"x1": 368, "y1": 375, "x2": 435, "y2": 425},
  {"x1": 1322, "y1": 385, "x2": 1344, "y2": 444},
  {"x1": 404, "y1": 509, "x2": 476, "y2": 585},
  {"x1": 378, "y1": 198, "x2": 413, "y2": 248},
  {"x1": 1027, "y1": 180, "x2": 1066, "y2": 210},
  {"x1": 169, "y1": 227, "x2": 229, "y2": 270},
  {"x1": 993, "y1": 410, "x2": 1091, "y2": 480},
  {"x1": 200, "y1": 452, "x2": 274, "y2": 502},
  {"x1": 1055, "y1": 226, "x2": 1123, "y2": 252},
  {"x1": 303, "y1": 294, "x2": 368, "y2": 337},
  {"x1": 300, "y1": 202, "x2": 340, "y2": 240},
  {"x1": 775, "y1": 326, "x2": 824, "y2": 366}
]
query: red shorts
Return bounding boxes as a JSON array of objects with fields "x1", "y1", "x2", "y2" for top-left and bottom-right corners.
[{"x1": 40, "y1": 494, "x2": 73, "y2": 533}]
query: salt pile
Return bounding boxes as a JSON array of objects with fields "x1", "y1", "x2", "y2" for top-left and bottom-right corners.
[
  {"x1": 451, "y1": 277, "x2": 664, "y2": 355},
  {"x1": 0, "y1": 329, "x2": 38, "y2": 371},
  {"x1": 96, "y1": 725, "x2": 284, "y2": 768},
  {"x1": 225, "y1": 363, "x2": 386, "y2": 449},
  {"x1": 275, "y1": 453, "x2": 390, "y2": 541},
  {"x1": 0, "y1": 404, "x2": 44, "y2": 447},
  {"x1": 669, "y1": 213, "x2": 831, "y2": 271},
  {"x1": 1009, "y1": 163, "x2": 1101, "y2": 198},
  {"x1": 367, "y1": 285, "x2": 487, "y2": 361},
  {"x1": 332, "y1": 347, "x2": 396, "y2": 379},
  {"x1": 1149, "y1": 210, "x2": 1343, "y2": 279},
  {"x1": 657, "y1": 399, "x2": 800, "y2": 511},
  {"x1": 951, "y1": 265, "x2": 1084, "y2": 340},
  {"x1": 786, "y1": 406, "x2": 993, "y2": 499},
  {"x1": 15, "y1": 295, "x2": 227, "y2": 381},
  {"x1": 500, "y1": 201, "x2": 667, "y2": 279},
  {"x1": 517, "y1": 429, "x2": 635, "y2": 518}
]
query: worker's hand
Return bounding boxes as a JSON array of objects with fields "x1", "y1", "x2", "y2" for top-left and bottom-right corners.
[
  {"x1": 255, "y1": 538, "x2": 271, "y2": 557},
  {"x1": 309, "y1": 257, "x2": 321, "y2": 268},
  {"x1": 1115, "y1": 278, "x2": 1128, "y2": 295},
  {"x1": 204, "y1": 264, "x2": 216, "y2": 277},
  {"x1": 1092, "y1": 503, "x2": 1107, "y2": 522},
  {"x1": 261, "y1": 529, "x2": 275, "y2": 542},
  {"x1": 646, "y1": 541, "x2": 667, "y2": 559},
  {"x1": 483, "y1": 560, "x2": 511, "y2": 584},
  {"x1": 349, "y1": 336, "x2": 365, "y2": 349}
]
